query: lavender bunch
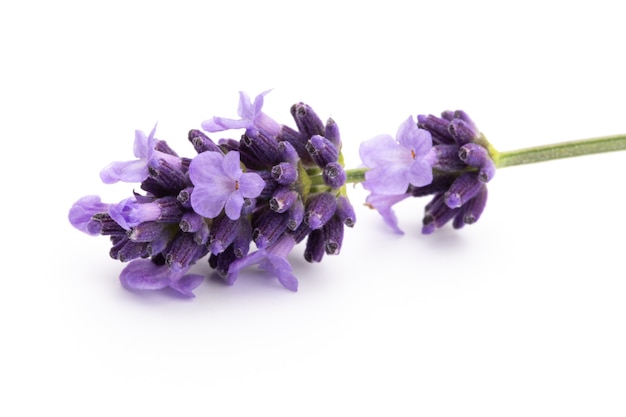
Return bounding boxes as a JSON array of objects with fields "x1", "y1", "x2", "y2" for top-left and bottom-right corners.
[
  {"x1": 69, "y1": 91, "x2": 626, "y2": 298},
  {"x1": 69, "y1": 92, "x2": 354, "y2": 296}
]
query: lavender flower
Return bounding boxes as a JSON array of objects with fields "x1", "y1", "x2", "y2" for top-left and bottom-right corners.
[
  {"x1": 201, "y1": 90, "x2": 281, "y2": 137},
  {"x1": 360, "y1": 116, "x2": 434, "y2": 195},
  {"x1": 189, "y1": 150, "x2": 265, "y2": 220},
  {"x1": 119, "y1": 258, "x2": 204, "y2": 298},
  {"x1": 68, "y1": 195, "x2": 111, "y2": 235},
  {"x1": 100, "y1": 125, "x2": 158, "y2": 184}
]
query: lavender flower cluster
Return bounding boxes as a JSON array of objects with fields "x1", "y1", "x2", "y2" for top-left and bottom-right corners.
[
  {"x1": 360, "y1": 110, "x2": 495, "y2": 234},
  {"x1": 69, "y1": 91, "x2": 355, "y2": 296}
]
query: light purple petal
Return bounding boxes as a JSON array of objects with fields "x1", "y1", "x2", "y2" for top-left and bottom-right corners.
[
  {"x1": 222, "y1": 151, "x2": 243, "y2": 179},
  {"x1": 68, "y1": 195, "x2": 109, "y2": 235},
  {"x1": 407, "y1": 159, "x2": 434, "y2": 187},
  {"x1": 397, "y1": 117, "x2": 432, "y2": 159},
  {"x1": 169, "y1": 273, "x2": 204, "y2": 297},
  {"x1": 119, "y1": 259, "x2": 172, "y2": 290},
  {"x1": 188, "y1": 151, "x2": 227, "y2": 185},
  {"x1": 100, "y1": 159, "x2": 149, "y2": 184},
  {"x1": 226, "y1": 250, "x2": 266, "y2": 285},
  {"x1": 201, "y1": 117, "x2": 249, "y2": 132},
  {"x1": 260, "y1": 256, "x2": 298, "y2": 291},
  {"x1": 364, "y1": 165, "x2": 411, "y2": 195},
  {"x1": 366, "y1": 193, "x2": 410, "y2": 234},
  {"x1": 359, "y1": 134, "x2": 412, "y2": 168},
  {"x1": 224, "y1": 191, "x2": 244, "y2": 220},
  {"x1": 238, "y1": 171, "x2": 266, "y2": 198},
  {"x1": 237, "y1": 91, "x2": 254, "y2": 119},
  {"x1": 190, "y1": 185, "x2": 229, "y2": 219}
]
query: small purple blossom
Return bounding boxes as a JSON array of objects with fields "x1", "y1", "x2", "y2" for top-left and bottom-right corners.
[
  {"x1": 226, "y1": 234, "x2": 298, "y2": 291},
  {"x1": 360, "y1": 116, "x2": 434, "y2": 195},
  {"x1": 100, "y1": 125, "x2": 158, "y2": 184},
  {"x1": 201, "y1": 90, "x2": 281, "y2": 137},
  {"x1": 189, "y1": 151, "x2": 265, "y2": 220},
  {"x1": 119, "y1": 258, "x2": 204, "y2": 297},
  {"x1": 68, "y1": 195, "x2": 111, "y2": 235}
]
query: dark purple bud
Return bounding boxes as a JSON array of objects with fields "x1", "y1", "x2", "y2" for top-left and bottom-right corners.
[
  {"x1": 458, "y1": 143, "x2": 496, "y2": 182},
  {"x1": 166, "y1": 232, "x2": 204, "y2": 272},
  {"x1": 271, "y1": 162, "x2": 298, "y2": 185},
  {"x1": 323, "y1": 216, "x2": 343, "y2": 255},
  {"x1": 177, "y1": 187, "x2": 193, "y2": 208},
  {"x1": 209, "y1": 246, "x2": 237, "y2": 277},
  {"x1": 241, "y1": 197, "x2": 257, "y2": 215},
  {"x1": 430, "y1": 145, "x2": 466, "y2": 172},
  {"x1": 269, "y1": 187, "x2": 298, "y2": 213},
  {"x1": 91, "y1": 213, "x2": 126, "y2": 236},
  {"x1": 232, "y1": 220, "x2": 253, "y2": 258},
  {"x1": 147, "y1": 233, "x2": 170, "y2": 256},
  {"x1": 277, "y1": 125, "x2": 312, "y2": 164},
  {"x1": 448, "y1": 119, "x2": 480, "y2": 146},
  {"x1": 444, "y1": 173, "x2": 483, "y2": 209},
  {"x1": 128, "y1": 221, "x2": 167, "y2": 242},
  {"x1": 417, "y1": 114, "x2": 455, "y2": 145},
  {"x1": 252, "y1": 209, "x2": 289, "y2": 249},
  {"x1": 440, "y1": 110, "x2": 455, "y2": 121},
  {"x1": 188, "y1": 129, "x2": 221, "y2": 153},
  {"x1": 323, "y1": 162, "x2": 346, "y2": 188},
  {"x1": 240, "y1": 128, "x2": 281, "y2": 169},
  {"x1": 193, "y1": 222, "x2": 210, "y2": 245},
  {"x1": 278, "y1": 141, "x2": 299, "y2": 164},
  {"x1": 154, "y1": 140, "x2": 178, "y2": 156},
  {"x1": 291, "y1": 102, "x2": 325, "y2": 138},
  {"x1": 335, "y1": 196, "x2": 356, "y2": 227},
  {"x1": 287, "y1": 197, "x2": 305, "y2": 231},
  {"x1": 290, "y1": 221, "x2": 312, "y2": 244},
  {"x1": 422, "y1": 193, "x2": 461, "y2": 234},
  {"x1": 218, "y1": 138, "x2": 240, "y2": 153},
  {"x1": 306, "y1": 135, "x2": 339, "y2": 167},
  {"x1": 305, "y1": 192, "x2": 337, "y2": 230},
  {"x1": 155, "y1": 196, "x2": 184, "y2": 223},
  {"x1": 148, "y1": 158, "x2": 189, "y2": 193},
  {"x1": 179, "y1": 211, "x2": 205, "y2": 233},
  {"x1": 453, "y1": 110, "x2": 477, "y2": 127},
  {"x1": 463, "y1": 185, "x2": 488, "y2": 224},
  {"x1": 324, "y1": 117, "x2": 341, "y2": 149},
  {"x1": 209, "y1": 215, "x2": 239, "y2": 255},
  {"x1": 110, "y1": 237, "x2": 149, "y2": 262},
  {"x1": 304, "y1": 229, "x2": 325, "y2": 263},
  {"x1": 452, "y1": 210, "x2": 466, "y2": 230}
]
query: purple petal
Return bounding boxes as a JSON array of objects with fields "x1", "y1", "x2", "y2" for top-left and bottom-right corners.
[
  {"x1": 366, "y1": 193, "x2": 410, "y2": 234},
  {"x1": 169, "y1": 273, "x2": 204, "y2": 297},
  {"x1": 222, "y1": 151, "x2": 243, "y2": 180},
  {"x1": 238, "y1": 171, "x2": 266, "y2": 198},
  {"x1": 260, "y1": 255, "x2": 298, "y2": 291},
  {"x1": 188, "y1": 151, "x2": 227, "y2": 186},
  {"x1": 359, "y1": 134, "x2": 412, "y2": 168},
  {"x1": 407, "y1": 159, "x2": 434, "y2": 187},
  {"x1": 201, "y1": 117, "x2": 249, "y2": 132},
  {"x1": 99, "y1": 159, "x2": 149, "y2": 184},
  {"x1": 363, "y1": 164, "x2": 410, "y2": 195},
  {"x1": 190, "y1": 185, "x2": 229, "y2": 219},
  {"x1": 224, "y1": 191, "x2": 244, "y2": 220},
  {"x1": 119, "y1": 259, "x2": 172, "y2": 290},
  {"x1": 132, "y1": 129, "x2": 149, "y2": 158},
  {"x1": 237, "y1": 91, "x2": 254, "y2": 119},
  {"x1": 226, "y1": 250, "x2": 265, "y2": 285}
]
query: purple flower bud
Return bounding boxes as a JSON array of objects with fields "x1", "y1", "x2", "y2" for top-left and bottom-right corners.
[
  {"x1": 323, "y1": 216, "x2": 344, "y2": 255},
  {"x1": 448, "y1": 119, "x2": 480, "y2": 146},
  {"x1": 335, "y1": 196, "x2": 356, "y2": 228},
  {"x1": 278, "y1": 141, "x2": 299, "y2": 164},
  {"x1": 128, "y1": 221, "x2": 167, "y2": 242},
  {"x1": 291, "y1": 102, "x2": 325, "y2": 138},
  {"x1": 323, "y1": 162, "x2": 347, "y2": 189},
  {"x1": 68, "y1": 195, "x2": 111, "y2": 236},
  {"x1": 324, "y1": 117, "x2": 341, "y2": 149},
  {"x1": 232, "y1": 220, "x2": 253, "y2": 258},
  {"x1": 463, "y1": 185, "x2": 488, "y2": 225},
  {"x1": 110, "y1": 237, "x2": 149, "y2": 262},
  {"x1": 305, "y1": 192, "x2": 337, "y2": 230},
  {"x1": 287, "y1": 197, "x2": 305, "y2": 231},
  {"x1": 269, "y1": 187, "x2": 298, "y2": 213},
  {"x1": 271, "y1": 162, "x2": 298, "y2": 185},
  {"x1": 209, "y1": 215, "x2": 240, "y2": 255},
  {"x1": 306, "y1": 135, "x2": 339, "y2": 167},
  {"x1": 252, "y1": 209, "x2": 289, "y2": 249},
  {"x1": 209, "y1": 246, "x2": 238, "y2": 277},
  {"x1": 188, "y1": 129, "x2": 221, "y2": 154},
  {"x1": 444, "y1": 173, "x2": 483, "y2": 209},
  {"x1": 177, "y1": 187, "x2": 193, "y2": 208},
  {"x1": 179, "y1": 211, "x2": 205, "y2": 233},
  {"x1": 166, "y1": 232, "x2": 205, "y2": 272},
  {"x1": 240, "y1": 128, "x2": 281, "y2": 169},
  {"x1": 277, "y1": 125, "x2": 313, "y2": 165},
  {"x1": 417, "y1": 114, "x2": 455, "y2": 145},
  {"x1": 193, "y1": 222, "x2": 210, "y2": 245},
  {"x1": 422, "y1": 193, "x2": 461, "y2": 234},
  {"x1": 458, "y1": 143, "x2": 496, "y2": 182},
  {"x1": 147, "y1": 158, "x2": 189, "y2": 194},
  {"x1": 304, "y1": 229, "x2": 325, "y2": 263},
  {"x1": 430, "y1": 144, "x2": 467, "y2": 172}
]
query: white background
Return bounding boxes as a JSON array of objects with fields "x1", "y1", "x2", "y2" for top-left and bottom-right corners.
[{"x1": 2, "y1": 1, "x2": 625, "y2": 415}]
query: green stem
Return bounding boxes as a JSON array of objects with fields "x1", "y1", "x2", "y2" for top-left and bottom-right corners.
[{"x1": 493, "y1": 134, "x2": 626, "y2": 168}]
